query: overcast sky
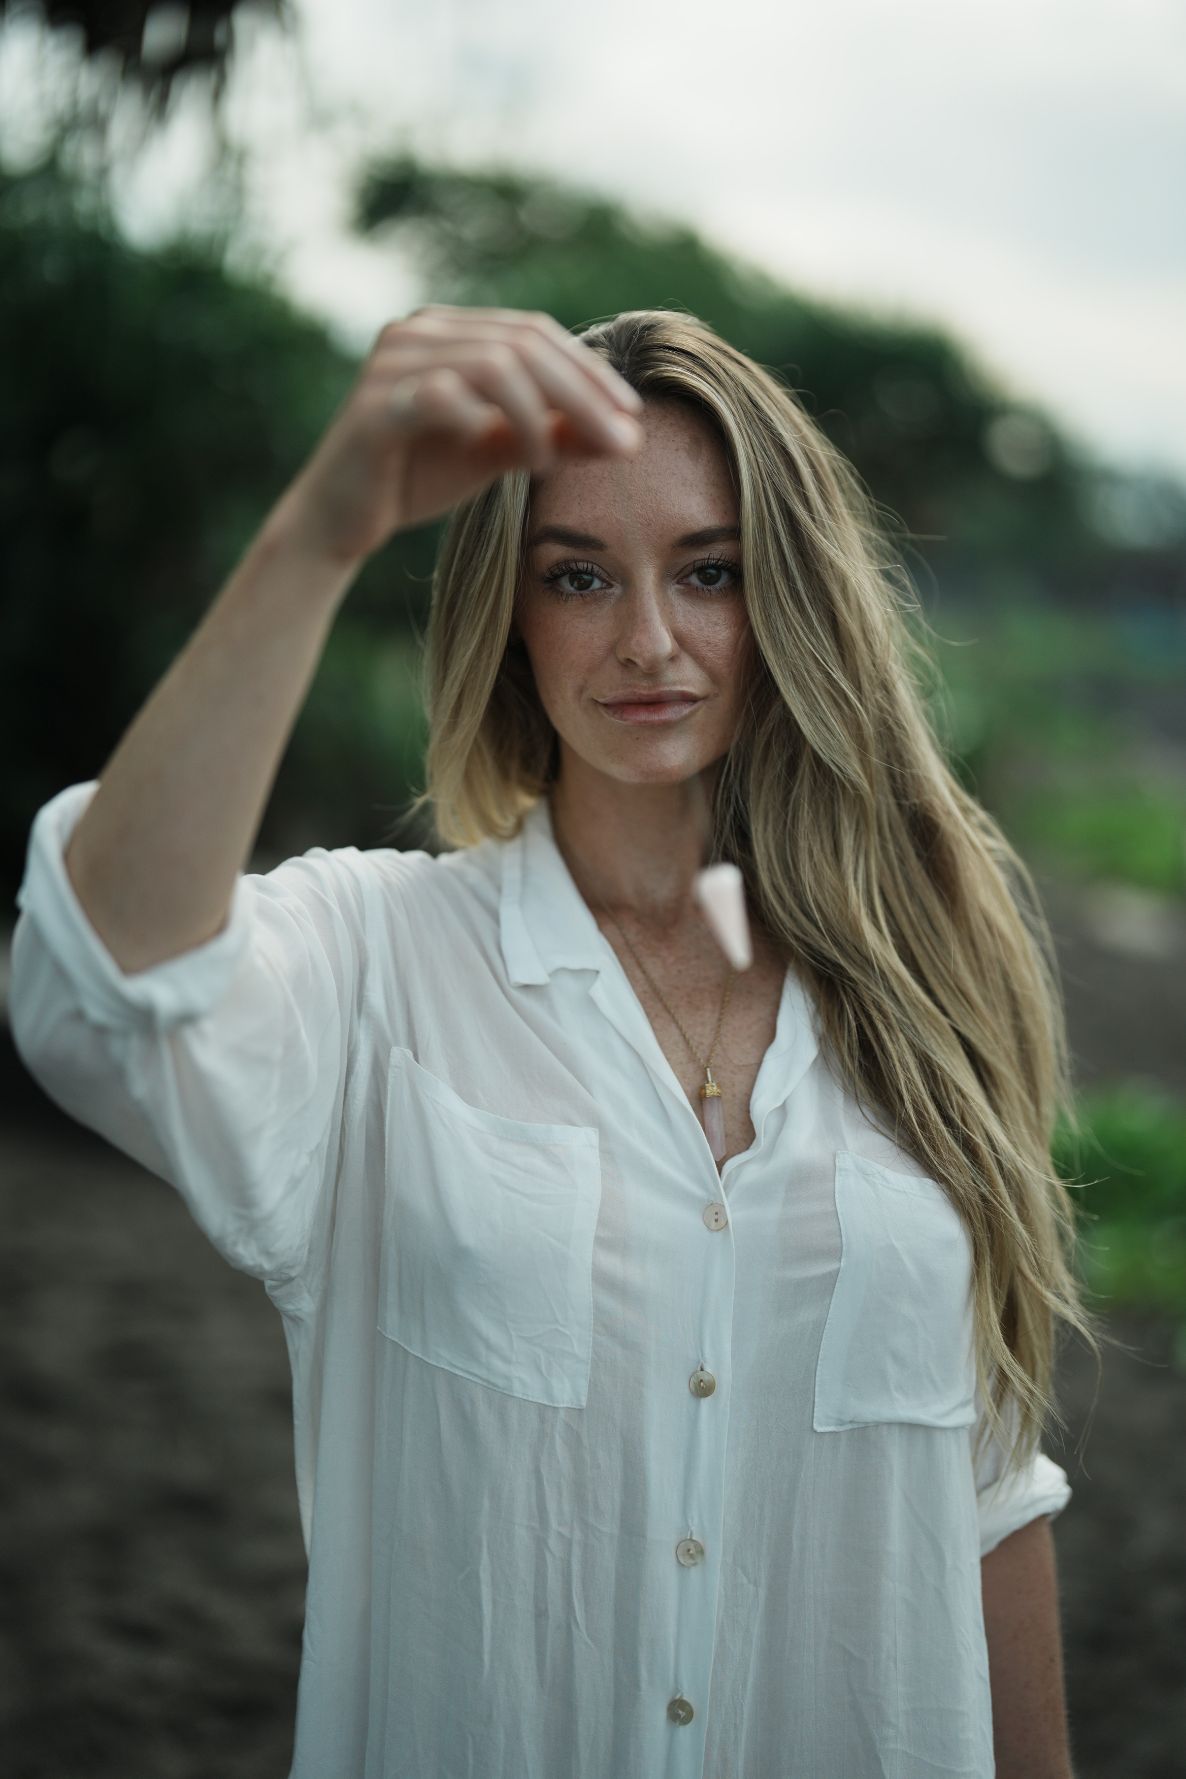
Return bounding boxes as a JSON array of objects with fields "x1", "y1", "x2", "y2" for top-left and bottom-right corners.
[{"x1": 3, "y1": 0, "x2": 1184, "y2": 482}]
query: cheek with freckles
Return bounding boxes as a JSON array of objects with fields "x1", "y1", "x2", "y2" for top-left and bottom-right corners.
[{"x1": 525, "y1": 631, "x2": 594, "y2": 722}]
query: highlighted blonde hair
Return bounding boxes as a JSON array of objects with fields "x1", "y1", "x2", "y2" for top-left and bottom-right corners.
[{"x1": 410, "y1": 305, "x2": 1105, "y2": 1481}]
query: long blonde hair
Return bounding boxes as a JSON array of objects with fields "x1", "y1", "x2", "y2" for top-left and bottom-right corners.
[{"x1": 409, "y1": 306, "x2": 1106, "y2": 1481}]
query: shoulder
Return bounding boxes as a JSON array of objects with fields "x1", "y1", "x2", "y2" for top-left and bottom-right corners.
[
  {"x1": 242, "y1": 834, "x2": 508, "y2": 978},
  {"x1": 253, "y1": 831, "x2": 498, "y2": 902},
  {"x1": 310, "y1": 832, "x2": 505, "y2": 936}
]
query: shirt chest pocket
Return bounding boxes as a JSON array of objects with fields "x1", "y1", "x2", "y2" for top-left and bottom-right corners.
[
  {"x1": 813, "y1": 1151, "x2": 978, "y2": 1431},
  {"x1": 378, "y1": 1047, "x2": 602, "y2": 1407}
]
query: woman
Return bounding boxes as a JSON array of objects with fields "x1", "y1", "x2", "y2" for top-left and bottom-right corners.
[{"x1": 11, "y1": 304, "x2": 1099, "y2": 1777}]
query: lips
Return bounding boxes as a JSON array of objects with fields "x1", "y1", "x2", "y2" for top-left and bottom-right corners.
[
  {"x1": 598, "y1": 692, "x2": 701, "y2": 706},
  {"x1": 597, "y1": 691, "x2": 704, "y2": 726}
]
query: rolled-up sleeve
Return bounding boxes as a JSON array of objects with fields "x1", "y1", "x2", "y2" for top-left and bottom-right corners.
[
  {"x1": 9, "y1": 780, "x2": 367, "y2": 1292},
  {"x1": 971, "y1": 1375, "x2": 1072, "y2": 1558}
]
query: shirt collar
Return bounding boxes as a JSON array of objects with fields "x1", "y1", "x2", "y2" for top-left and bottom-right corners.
[
  {"x1": 499, "y1": 798, "x2": 816, "y2": 1019},
  {"x1": 497, "y1": 795, "x2": 822, "y2": 1104},
  {"x1": 498, "y1": 796, "x2": 610, "y2": 985}
]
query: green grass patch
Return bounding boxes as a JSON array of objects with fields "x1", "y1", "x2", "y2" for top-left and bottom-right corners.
[
  {"x1": 925, "y1": 597, "x2": 1186, "y2": 900},
  {"x1": 1008, "y1": 777, "x2": 1186, "y2": 897},
  {"x1": 1055, "y1": 1082, "x2": 1186, "y2": 1362}
]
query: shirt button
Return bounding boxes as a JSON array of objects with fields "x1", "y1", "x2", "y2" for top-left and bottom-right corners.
[
  {"x1": 676, "y1": 1537, "x2": 705, "y2": 1567},
  {"x1": 702, "y1": 1201, "x2": 728, "y2": 1230},
  {"x1": 689, "y1": 1367, "x2": 716, "y2": 1397},
  {"x1": 667, "y1": 1694, "x2": 695, "y2": 1725}
]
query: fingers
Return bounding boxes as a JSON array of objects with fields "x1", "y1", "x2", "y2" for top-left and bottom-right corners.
[
  {"x1": 387, "y1": 366, "x2": 497, "y2": 441},
  {"x1": 376, "y1": 308, "x2": 643, "y2": 469},
  {"x1": 451, "y1": 342, "x2": 564, "y2": 469},
  {"x1": 406, "y1": 305, "x2": 642, "y2": 414},
  {"x1": 512, "y1": 309, "x2": 643, "y2": 415},
  {"x1": 383, "y1": 349, "x2": 552, "y2": 471}
]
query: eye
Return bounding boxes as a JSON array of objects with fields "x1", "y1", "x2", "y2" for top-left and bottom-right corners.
[
  {"x1": 540, "y1": 554, "x2": 744, "y2": 601},
  {"x1": 540, "y1": 558, "x2": 607, "y2": 599},
  {"x1": 687, "y1": 554, "x2": 744, "y2": 593}
]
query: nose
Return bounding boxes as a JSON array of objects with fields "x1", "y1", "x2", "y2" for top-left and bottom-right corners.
[{"x1": 614, "y1": 584, "x2": 679, "y2": 670}]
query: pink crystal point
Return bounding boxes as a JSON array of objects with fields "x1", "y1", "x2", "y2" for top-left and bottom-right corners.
[
  {"x1": 693, "y1": 863, "x2": 753, "y2": 971},
  {"x1": 701, "y1": 1086, "x2": 728, "y2": 1164}
]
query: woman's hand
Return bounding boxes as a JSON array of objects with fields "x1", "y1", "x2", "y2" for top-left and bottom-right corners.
[{"x1": 269, "y1": 303, "x2": 645, "y2": 567}]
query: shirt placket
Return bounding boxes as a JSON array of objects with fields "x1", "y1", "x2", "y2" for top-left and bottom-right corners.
[{"x1": 586, "y1": 965, "x2": 767, "y2": 1777}]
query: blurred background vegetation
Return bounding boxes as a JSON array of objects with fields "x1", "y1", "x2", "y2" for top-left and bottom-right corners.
[{"x1": 2, "y1": 91, "x2": 1184, "y2": 1346}]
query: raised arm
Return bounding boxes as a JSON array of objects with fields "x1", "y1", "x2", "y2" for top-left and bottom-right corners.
[
  {"x1": 63, "y1": 518, "x2": 356, "y2": 974},
  {"x1": 62, "y1": 305, "x2": 644, "y2": 976},
  {"x1": 12, "y1": 308, "x2": 644, "y2": 1289}
]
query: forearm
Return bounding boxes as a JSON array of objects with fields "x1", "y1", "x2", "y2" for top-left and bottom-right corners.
[
  {"x1": 64, "y1": 499, "x2": 359, "y2": 975},
  {"x1": 981, "y1": 1515, "x2": 1075, "y2": 1779}
]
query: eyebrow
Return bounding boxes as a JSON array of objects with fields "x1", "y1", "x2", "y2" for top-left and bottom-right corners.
[{"x1": 525, "y1": 523, "x2": 741, "y2": 552}]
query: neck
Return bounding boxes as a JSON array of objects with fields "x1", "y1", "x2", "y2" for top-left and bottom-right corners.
[{"x1": 548, "y1": 755, "x2": 721, "y2": 932}]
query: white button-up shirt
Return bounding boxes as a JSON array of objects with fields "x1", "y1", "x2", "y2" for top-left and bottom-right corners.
[{"x1": 11, "y1": 781, "x2": 1073, "y2": 1779}]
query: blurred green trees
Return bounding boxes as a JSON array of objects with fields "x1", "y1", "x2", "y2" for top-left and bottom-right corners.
[
  {"x1": 1, "y1": 149, "x2": 435, "y2": 871},
  {"x1": 1058, "y1": 1083, "x2": 1186, "y2": 1358},
  {"x1": 2, "y1": 142, "x2": 1183, "y2": 901},
  {"x1": 0, "y1": 0, "x2": 291, "y2": 125}
]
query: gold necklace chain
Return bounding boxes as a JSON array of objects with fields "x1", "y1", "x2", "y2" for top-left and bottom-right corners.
[{"x1": 597, "y1": 902, "x2": 735, "y2": 1076}]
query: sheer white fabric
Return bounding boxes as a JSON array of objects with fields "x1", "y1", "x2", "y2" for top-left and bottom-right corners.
[{"x1": 11, "y1": 781, "x2": 1072, "y2": 1779}]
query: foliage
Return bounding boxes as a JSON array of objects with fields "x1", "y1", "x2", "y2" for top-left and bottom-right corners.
[
  {"x1": 353, "y1": 154, "x2": 1105, "y2": 594},
  {"x1": 926, "y1": 597, "x2": 1186, "y2": 896},
  {"x1": 0, "y1": 0, "x2": 291, "y2": 122},
  {"x1": 0, "y1": 149, "x2": 436, "y2": 894},
  {"x1": 2, "y1": 144, "x2": 1183, "y2": 914},
  {"x1": 273, "y1": 633, "x2": 431, "y2": 856},
  {"x1": 1057, "y1": 1082, "x2": 1186, "y2": 1366}
]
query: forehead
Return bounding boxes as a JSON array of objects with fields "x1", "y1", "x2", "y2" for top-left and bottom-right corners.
[{"x1": 527, "y1": 398, "x2": 738, "y2": 538}]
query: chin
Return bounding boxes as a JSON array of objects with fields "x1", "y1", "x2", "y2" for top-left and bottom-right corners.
[
  {"x1": 574, "y1": 736, "x2": 724, "y2": 787},
  {"x1": 604, "y1": 763, "x2": 701, "y2": 787}
]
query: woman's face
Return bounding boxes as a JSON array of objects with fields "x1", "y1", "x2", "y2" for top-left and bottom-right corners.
[{"x1": 513, "y1": 398, "x2": 751, "y2": 790}]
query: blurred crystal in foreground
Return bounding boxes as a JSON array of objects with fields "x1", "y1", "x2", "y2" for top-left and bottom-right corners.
[{"x1": 693, "y1": 863, "x2": 753, "y2": 971}]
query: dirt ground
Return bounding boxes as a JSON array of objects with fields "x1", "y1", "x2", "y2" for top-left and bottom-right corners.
[{"x1": 1, "y1": 1110, "x2": 1183, "y2": 1779}]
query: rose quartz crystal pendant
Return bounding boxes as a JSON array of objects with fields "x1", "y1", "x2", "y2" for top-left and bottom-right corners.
[
  {"x1": 700, "y1": 1069, "x2": 727, "y2": 1164},
  {"x1": 693, "y1": 863, "x2": 753, "y2": 971}
]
